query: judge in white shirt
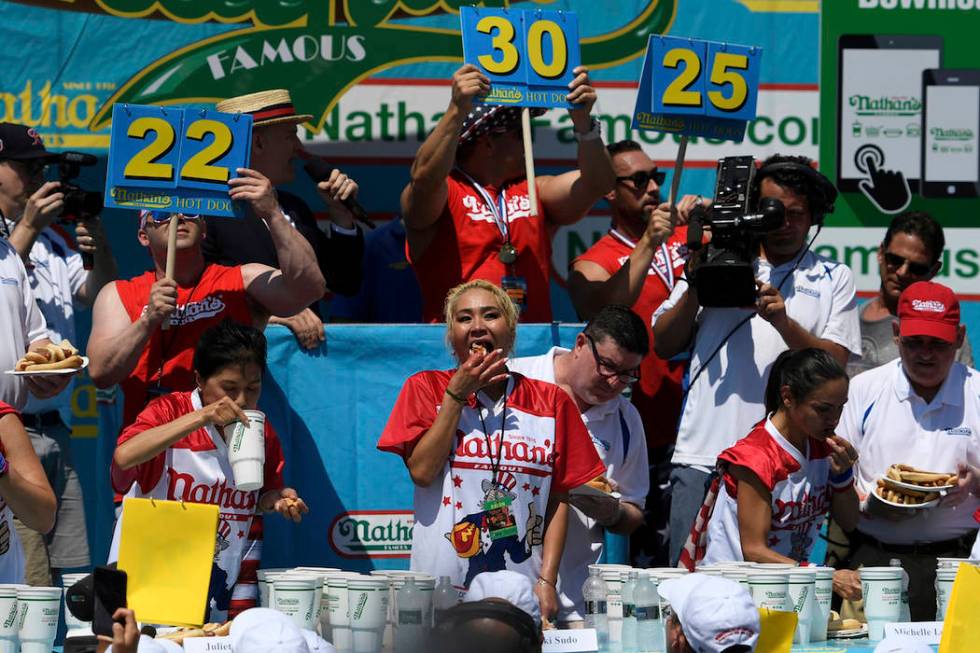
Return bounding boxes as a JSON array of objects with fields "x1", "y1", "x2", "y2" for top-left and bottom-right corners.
[
  {"x1": 509, "y1": 305, "x2": 649, "y2": 625},
  {"x1": 839, "y1": 281, "x2": 980, "y2": 621}
]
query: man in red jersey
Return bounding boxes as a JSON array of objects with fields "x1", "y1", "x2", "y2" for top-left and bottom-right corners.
[
  {"x1": 87, "y1": 168, "x2": 325, "y2": 429},
  {"x1": 568, "y1": 140, "x2": 705, "y2": 566},
  {"x1": 401, "y1": 64, "x2": 616, "y2": 322}
]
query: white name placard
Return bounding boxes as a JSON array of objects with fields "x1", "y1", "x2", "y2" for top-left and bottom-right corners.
[
  {"x1": 543, "y1": 628, "x2": 599, "y2": 653},
  {"x1": 181, "y1": 636, "x2": 233, "y2": 652},
  {"x1": 884, "y1": 621, "x2": 944, "y2": 645}
]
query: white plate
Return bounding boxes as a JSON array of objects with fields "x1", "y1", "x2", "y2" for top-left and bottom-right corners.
[
  {"x1": 828, "y1": 623, "x2": 868, "y2": 639},
  {"x1": 872, "y1": 486, "x2": 940, "y2": 509},
  {"x1": 881, "y1": 475, "x2": 957, "y2": 493},
  {"x1": 570, "y1": 483, "x2": 621, "y2": 500},
  {"x1": 5, "y1": 356, "x2": 88, "y2": 376}
]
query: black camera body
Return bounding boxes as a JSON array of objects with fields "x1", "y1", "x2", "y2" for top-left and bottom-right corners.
[
  {"x1": 687, "y1": 156, "x2": 785, "y2": 308},
  {"x1": 57, "y1": 152, "x2": 103, "y2": 220}
]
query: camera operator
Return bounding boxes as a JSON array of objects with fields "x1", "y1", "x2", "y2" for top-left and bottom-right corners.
[
  {"x1": 653, "y1": 154, "x2": 861, "y2": 565},
  {"x1": 0, "y1": 122, "x2": 117, "y2": 584}
]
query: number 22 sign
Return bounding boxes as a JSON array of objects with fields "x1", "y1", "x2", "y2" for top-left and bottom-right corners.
[
  {"x1": 461, "y1": 7, "x2": 580, "y2": 109},
  {"x1": 632, "y1": 35, "x2": 762, "y2": 143},
  {"x1": 104, "y1": 104, "x2": 253, "y2": 218}
]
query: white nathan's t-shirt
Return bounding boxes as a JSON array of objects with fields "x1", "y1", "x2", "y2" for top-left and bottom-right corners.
[
  {"x1": 653, "y1": 249, "x2": 861, "y2": 467},
  {"x1": 839, "y1": 360, "x2": 980, "y2": 544},
  {"x1": 378, "y1": 371, "x2": 604, "y2": 592},
  {"x1": 509, "y1": 347, "x2": 648, "y2": 622},
  {"x1": 108, "y1": 390, "x2": 285, "y2": 620},
  {"x1": 703, "y1": 417, "x2": 834, "y2": 564},
  {"x1": 0, "y1": 240, "x2": 48, "y2": 410}
]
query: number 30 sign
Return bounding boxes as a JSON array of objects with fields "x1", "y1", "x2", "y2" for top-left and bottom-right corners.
[
  {"x1": 461, "y1": 7, "x2": 580, "y2": 109},
  {"x1": 104, "y1": 104, "x2": 253, "y2": 218},
  {"x1": 632, "y1": 35, "x2": 762, "y2": 143}
]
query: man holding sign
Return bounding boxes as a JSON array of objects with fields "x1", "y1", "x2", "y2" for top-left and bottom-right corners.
[{"x1": 402, "y1": 54, "x2": 615, "y2": 322}]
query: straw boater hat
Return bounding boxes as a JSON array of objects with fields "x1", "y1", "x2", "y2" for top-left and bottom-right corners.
[{"x1": 215, "y1": 89, "x2": 313, "y2": 127}]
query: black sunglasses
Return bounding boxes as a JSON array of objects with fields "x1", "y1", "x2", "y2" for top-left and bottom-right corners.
[
  {"x1": 883, "y1": 251, "x2": 933, "y2": 277},
  {"x1": 586, "y1": 334, "x2": 641, "y2": 384},
  {"x1": 616, "y1": 168, "x2": 666, "y2": 190}
]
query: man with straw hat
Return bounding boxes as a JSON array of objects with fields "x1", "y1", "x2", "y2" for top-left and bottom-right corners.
[
  {"x1": 204, "y1": 89, "x2": 364, "y2": 349},
  {"x1": 401, "y1": 65, "x2": 616, "y2": 323}
]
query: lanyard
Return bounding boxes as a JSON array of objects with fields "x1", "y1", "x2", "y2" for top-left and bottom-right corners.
[
  {"x1": 477, "y1": 391, "x2": 508, "y2": 484},
  {"x1": 609, "y1": 228, "x2": 675, "y2": 291},
  {"x1": 456, "y1": 168, "x2": 510, "y2": 243}
]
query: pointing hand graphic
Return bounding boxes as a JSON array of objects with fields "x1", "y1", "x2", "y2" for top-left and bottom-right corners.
[{"x1": 855, "y1": 144, "x2": 911, "y2": 214}]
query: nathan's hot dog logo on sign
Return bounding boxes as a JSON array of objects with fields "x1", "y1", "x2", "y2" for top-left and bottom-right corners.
[{"x1": 329, "y1": 511, "x2": 414, "y2": 559}]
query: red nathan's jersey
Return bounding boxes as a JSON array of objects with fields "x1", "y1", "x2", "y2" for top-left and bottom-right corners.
[
  {"x1": 574, "y1": 228, "x2": 691, "y2": 448},
  {"x1": 114, "y1": 264, "x2": 253, "y2": 428},
  {"x1": 409, "y1": 171, "x2": 553, "y2": 323}
]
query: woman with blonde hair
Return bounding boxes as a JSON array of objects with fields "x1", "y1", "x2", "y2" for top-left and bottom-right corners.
[{"x1": 378, "y1": 280, "x2": 603, "y2": 621}]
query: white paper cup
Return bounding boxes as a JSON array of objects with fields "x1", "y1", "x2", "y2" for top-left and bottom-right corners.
[
  {"x1": 747, "y1": 572, "x2": 790, "y2": 611},
  {"x1": 326, "y1": 574, "x2": 365, "y2": 652},
  {"x1": 257, "y1": 568, "x2": 290, "y2": 607},
  {"x1": 227, "y1": 409, "x2": 266, "y2": 491},
  {"x1": 600, "y1": 569, "x2": 625, "y2": 648},
  {"x1": 797, "y1": 567, "x2": 833, "y2": 642},
  {"x1": 16, "y1": 586, "x2": 60, "y2": 653},
  {"x1": 0, "y1": 585, "x2": 19, "y2": 653},
  {"x1": 787, "y1": 571, "x2": 815, "y2": 645},
  {"x1": 349, "y1": 578, "x2": 389, "y2": 653},
  {"x1": 935, "y1": 566, "x2": 960, "y2": 620},
  {"x1": 860, "y1": 567, "x2": 903, "y2": 641},
  {"x1": 61, "y1": 573, "x2": 91, "y2": 637},
  {"x1": 273, "y1": 577, "x2": 319, "y2": 631}
]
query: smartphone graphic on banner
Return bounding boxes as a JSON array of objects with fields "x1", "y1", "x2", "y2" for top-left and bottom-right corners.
[
  {"x1": 837, "y1": 35, "x2": 942, "y2": 193},
  {"x1": 922, "y1": 69, "x2": 980, "y2": 198}
]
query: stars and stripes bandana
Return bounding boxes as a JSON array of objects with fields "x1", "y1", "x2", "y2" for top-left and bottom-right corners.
[{"x1": 458, "y1": 105, "x2": 546, "y2": 145}]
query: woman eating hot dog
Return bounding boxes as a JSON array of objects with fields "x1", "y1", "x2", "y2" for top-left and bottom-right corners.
[
  {"x1": 109, "y1": 321, "x2": 307, "y2": 620},
  {"x1": 699, "y1": 349, "x2": 860, "y2": 575},
  {"x1": 378, "y1": 280, "x2": 604, "y2": 623}
]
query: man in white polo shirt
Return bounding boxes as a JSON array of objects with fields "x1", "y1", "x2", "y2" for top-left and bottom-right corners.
[
  {"x1": 653, "y1": 155, "x2": 862, "y2": 564},
  {"x1": 508, "y1": 305, "x2": 648, "y2": 625},
  {"x1": 838, "y1": 281, "x2": 980, "y2": 620}
]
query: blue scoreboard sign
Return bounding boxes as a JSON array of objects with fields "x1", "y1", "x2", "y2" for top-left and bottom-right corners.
[
  {"x1": 632, "y1": 35, "x2": 762, "y2": 142},
  {"x1": 461, "y1": 7, "x2": 580, "y2": 109},
  {"x1": 104, "y1": 104, "x2": 253, "y2": 218}
]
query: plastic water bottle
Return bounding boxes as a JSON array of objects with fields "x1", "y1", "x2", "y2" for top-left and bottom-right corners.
[
  {"x1": 890, "y1": 559, "x2": 911, "y2": 622},
  {"x1": 583, "y1": 567, "x2": 609, "y2": 652},
  {"x1": 395, "y1": 577, "x2": 425, "y2": 653},
  {"x1": 633, "y1": 574, "x2": 662, "y2": 653},
  {"x1": 432, "y1": 576, "x2": 458, "y2": 626},
  {"x1": 621, "y1": 571, "x2": 639, "y2": 653}
]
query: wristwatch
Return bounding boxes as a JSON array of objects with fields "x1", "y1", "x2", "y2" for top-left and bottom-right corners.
[{"x1": 573, "y1": 117, "x2": 602, "y2": 142}]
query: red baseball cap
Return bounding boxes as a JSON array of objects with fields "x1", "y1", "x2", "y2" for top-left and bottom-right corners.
[{"x1": 898, "y1": 281, "x2": 960, "y2": 343}]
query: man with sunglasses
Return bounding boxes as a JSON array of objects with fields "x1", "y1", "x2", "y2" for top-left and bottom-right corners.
[
  {"x1": 88, "y1": 168, "x2": 326, "y2": 435},
  {"x1": 838, "y1": 281, "x2": 980, "y2": 620},
  {"x1": 849, "y1": 210, "x2": 972, "y2": 377},
  {"x1": 401, "y1": 64, "x2": 615, "y2": 323},
  {"x1": 508, "y1": 305, "x2": 649, "y2": 626},
  {"x1": 568, "y1": 139, "x2": 705, "y2": 567},
  {"x1": 0, "y1": 122, "x2": 119, "y2": 584}
]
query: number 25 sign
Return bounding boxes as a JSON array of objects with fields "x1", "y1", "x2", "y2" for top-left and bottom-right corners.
[
  {"x1": 104, "y1": 104, "x2": 253, "y2": 218},
  {"x1": 461, "y1": 7, "x2": 580, "y2": 109},
  {"x1": 632, "y1": 35, "x2": 762, "y2": 143}
]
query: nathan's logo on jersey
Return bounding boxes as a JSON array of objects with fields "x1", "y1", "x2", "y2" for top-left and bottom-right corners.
[
  {"x1": 454, "y1": 432, "x2": 555, "y2": 468},
  {"x1": 461, "y1": 193, "x2": 535, "y2": 226},
  {"x1": 140, "y1": 295, "x2": 227, "y2": 327},
  {"x1": 771, "y1": 489, "x2": 831, "y2": 526},
  {"x1": 911, "y1": 298, "x2": 946, "y2": 313},
  {"x1": 167, "y1": 468, "x2": 257, "y2": 511}
]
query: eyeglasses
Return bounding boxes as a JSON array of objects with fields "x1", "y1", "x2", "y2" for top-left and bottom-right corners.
[
  {"x1": 586, "y1": 334, "x2": 641, "y2": 384},
  {"x1": 884, "y1": 251, "x2": 933, "y2": 277},
  {"x1": 144, "y1": 212, "x2": 202, "y2": 226},
  {"x1": 616, "y1": 168, "x2": 666, "y2": 190}
]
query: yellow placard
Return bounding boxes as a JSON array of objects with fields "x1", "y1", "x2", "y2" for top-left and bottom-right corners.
[
  {"x1": 938, "y1": 563, "x2": 980, "y2": 653},
  {"x1": 117, "y1": 497, "x2": 218, "y2": 627},
  {"x1": 755, "y1": 608, "x2": 797, "y2": 653}
]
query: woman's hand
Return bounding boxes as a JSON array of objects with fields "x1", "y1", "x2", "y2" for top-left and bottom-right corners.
[
  {"x1": 832, "y1": 569, "x2": 862, "y2": 601},
  {"x1": 827, "y1": 435, "x2": 859, "y2": 476},
  {"x1": 533, "y1": 579, "x2": 559, "y2": 626},
  {"x1": 270, "y1": 487, "x2": 308, "y2": 523},
  {"x1": 197, "y1": 396, "x2": 248, "y2": 428},
  {"x1": 446, "y1": 348, "x2": 509, "y2": 400}
]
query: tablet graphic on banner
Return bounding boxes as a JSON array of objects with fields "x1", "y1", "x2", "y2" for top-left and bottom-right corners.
[
  {"x1": 922, "y1": 69, "x2": 980, "y2": 199},
  {"x1": 104, "y1": 104, "x2": 253, "y2": 218},
  {"x1": 460, "y1": 7, "x2": 580, "y2": 110},
  {"x1": 631, "y1": 35, "x2": 762, "y2": 143},
  {"x1": 329, "y1": 511, "x2": 414, "y2": 559}
]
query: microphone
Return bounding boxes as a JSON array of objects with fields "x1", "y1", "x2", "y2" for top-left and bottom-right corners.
[
  {"x1": 302, "y1": 157, "x2": 375, "y2": 229},
  {"x1": 59, "y1": 151, "x2": 98, "y2": 166}
]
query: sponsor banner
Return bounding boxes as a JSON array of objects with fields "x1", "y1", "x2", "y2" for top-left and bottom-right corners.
[{"x1": 329, "y1": 511, "x2": 415, "y2": 559}]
